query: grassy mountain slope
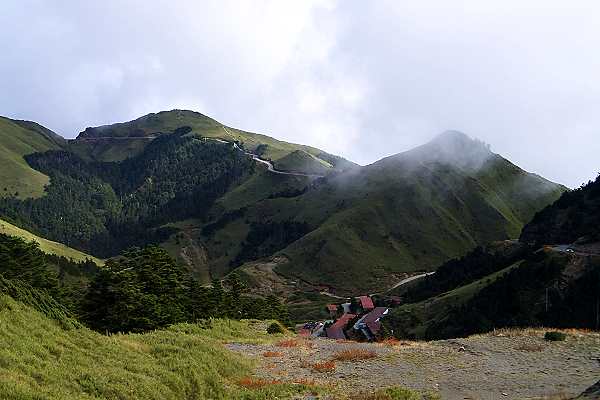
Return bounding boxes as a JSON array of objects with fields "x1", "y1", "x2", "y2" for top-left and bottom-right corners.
[
  {"x1": 0, "y1": 218, "x2": 102, "y2": 264},
  {"x1": 0, "y1": 294, "x2": 322, "y2": 399},
  {"x1": 258, "y1": 132, "x2": 566, "y2": 294},
  {"x1": 0, "y1": 117, "x2": 64, "y2": 198},
  {"x1": 73, "y1": 109, "x2": 355, "y2": 173},
  {"x1": 386, "y1": 177, "x2": 600, "y2": 339},
  {"x1": 386, "y1": 248, "x2": 600, "y2": 339}
]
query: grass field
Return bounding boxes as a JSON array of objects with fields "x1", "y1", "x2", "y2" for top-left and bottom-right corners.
[
  {"x1": 0, "y1": 117, "x2": 63, "y2": 199},
  {"x1": 0, "y1": 218, "x2": 103, "y2": 265},
  {"x1": 0, "y1": 295, "x2": 328, "y2": 400}
]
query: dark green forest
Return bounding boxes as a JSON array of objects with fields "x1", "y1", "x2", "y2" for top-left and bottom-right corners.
[
  {"x1": 385, "y1": 176, "x2": 600, "y2": 340},
  {"x1": 0, "y1": 128, "x2": 255, "y2": 257},
  {"x1": 521, "y1": 173, "x2": 600, "y2": 245},
  {"x1": 401, "y1": 242, "x2": 529, "y2": 303},
  {"x1": 0, "y1": 234, "x2": 291, "y2": 333}
]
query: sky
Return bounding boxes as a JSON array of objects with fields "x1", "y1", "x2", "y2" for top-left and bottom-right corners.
[{"x1": 1, "y1": 1, "x2": 599, "y2": 188}]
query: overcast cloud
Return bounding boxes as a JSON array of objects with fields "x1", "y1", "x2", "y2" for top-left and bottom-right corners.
[{"x1": 1, "y1": 0, "x2": 599, "y2": 187}]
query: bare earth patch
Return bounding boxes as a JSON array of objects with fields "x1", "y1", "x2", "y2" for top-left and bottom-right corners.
[{"x1": 227, "y1": 329, "x2": 600, "y2": 399}]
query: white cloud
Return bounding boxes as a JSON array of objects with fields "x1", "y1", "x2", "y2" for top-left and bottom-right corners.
[{"x1": 1, "y1": 0, "x2": 599, "y2": 187}]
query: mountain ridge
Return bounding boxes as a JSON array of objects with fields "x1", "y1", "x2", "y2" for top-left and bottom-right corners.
[{"x1": 0, "y1": 110, "x2": 567, "y2": 302}]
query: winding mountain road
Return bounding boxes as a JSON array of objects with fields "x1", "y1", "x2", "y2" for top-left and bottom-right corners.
[
  {"x1": 220, "y1": 127, "x2": 325, "y2": 178},
  {"x1": 318, "y1": 271, "x2": 436, "y2": 300}
]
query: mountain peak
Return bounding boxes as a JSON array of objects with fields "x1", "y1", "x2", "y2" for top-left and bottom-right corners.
[{"x1": 430, "y1": 130, "x2": 471, "y2": 143}]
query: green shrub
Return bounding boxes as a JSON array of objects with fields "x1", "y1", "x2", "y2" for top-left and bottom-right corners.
[
  {"x1": 266, "y1": 321, "x2": 286, "y2": 334},
  {"x1": 544, "y1": 331, "x2": 566, "y2": 341}
]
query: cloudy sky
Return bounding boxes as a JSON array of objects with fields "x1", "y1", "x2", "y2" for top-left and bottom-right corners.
[{"x1": 1, "y1": 1, "x2": 599, "y2": 187}]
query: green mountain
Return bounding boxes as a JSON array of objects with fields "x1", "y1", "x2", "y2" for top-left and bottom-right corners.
[
  {"x1": 0, "y1": 113, "x2": 565, "y2": 303},
  {"x1": 0, "y1": 116, "x2": 65, "y2": 198},
  {"x1": 385, "y1": 175, "x2": 600, "y2": 339},
  {"x1": 229, "y1": 131, "x2": 565, "y2": 295},
  {"x1": 71, "y1": 109, "x2": 355, "y2": 173}
]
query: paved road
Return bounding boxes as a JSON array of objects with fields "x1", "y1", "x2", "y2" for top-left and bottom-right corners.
[
  {"x1": 387, "y1": 272, "x2": 435, "y2": 292},
  {"x1": 219, "y1": 127, "x2": 325, "y2": 178},
  {"x1": 550, "y1": 244, "x2": 598, "y2": 256},
  {"x1": 318, "y1": 272, "x2": 436, "y2": 300}
]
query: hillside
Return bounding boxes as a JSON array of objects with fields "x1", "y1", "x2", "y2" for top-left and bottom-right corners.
[
  {"x1": 384, "y1": 177, "x2": 600, "y2": 340},
  {"x1": 72, "y1": 109, "x2": 355, "y2": 173},
  {"x1": 521, "y1": 173, "x2": 600, "y2": 245},
  {"x1": 0, "y1": 114, "x2": 564, "y2": 301},
  {"x1": 0, "y1": 293, "x2": 327, "y2": 399},
  {"x1": 0, "y1": 116, "x2": 64, "y2": 198},
  {"x1": 0, "y1": 217, "x2": 102, "y2": 265},
  {"x1": 228, "y1": 131, "x2": 565, "y2": 295},
  {"x1": 2, "y1": 287, "x2": 596, "y2": 400}
]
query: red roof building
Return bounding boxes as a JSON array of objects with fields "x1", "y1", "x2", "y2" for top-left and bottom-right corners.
[
  {"x1": 356, "y1": 295, "x2": 375, "y2": 311},
  {"x1": 326, "y1": 313, "x2": 356, "y2": 339},
  {"x1": 354, "y1": 307, "x2": 389, "y2": 341},
  {"x1": 326, "y1": 304, "x2": 338, "y2": 313}
]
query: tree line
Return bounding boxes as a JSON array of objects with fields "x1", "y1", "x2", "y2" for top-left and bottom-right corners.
[{"x1": 0, "y1": 233, "x2": 291, "y2": 333}]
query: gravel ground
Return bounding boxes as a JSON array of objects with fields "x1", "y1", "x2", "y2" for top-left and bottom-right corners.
[{"x1": 227, "y1": 329, "x2": 600, "y2": 399}]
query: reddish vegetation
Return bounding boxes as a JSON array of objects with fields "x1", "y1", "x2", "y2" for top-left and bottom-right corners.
[
  {"x1": 263, "y1": 351, "x2": 284, "y2": 357},
  {"x1": 312, "y1": 361, "x2": 336, "y2": 372},
  {"x1": 331, "y1": 348, "x2": 377, "y2": 362},
  {"x1": 237, "y1": 377, "x2": 282, "y2": 389}
]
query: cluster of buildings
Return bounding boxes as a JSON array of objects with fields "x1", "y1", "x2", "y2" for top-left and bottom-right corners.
[{"x1": 299, "y1": 295, "x2": 391, "y2": 341}]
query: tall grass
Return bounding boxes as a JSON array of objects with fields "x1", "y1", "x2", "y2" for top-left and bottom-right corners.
[
  {"x1": 0, "y1": 296, "x2": 320, "y2": 399},
  {"x1": 0, "y1": 275, "x2": 81, "y2": 329}
]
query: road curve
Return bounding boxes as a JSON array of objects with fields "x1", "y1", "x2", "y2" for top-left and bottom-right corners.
[{"x1": 220, "y1": 127, "x2": 325, "y2": 178}]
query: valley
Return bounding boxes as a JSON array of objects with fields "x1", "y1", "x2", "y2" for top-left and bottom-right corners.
[{"x1": 0, "y1": 109, "x2": 596, "y2": 399}]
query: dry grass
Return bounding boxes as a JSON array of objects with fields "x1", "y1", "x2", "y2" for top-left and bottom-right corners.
[
  {"x1": 276, "y1": 338, "x2": 314, "y2": 348},
  {"x1": 335, "y1": 339, "x2": 356, "y2": 344},
  {"x1": 379, "y1": 338, "x2": 415, "y2": 347},
  {"x1": 479, "y1": 327, "x2": 598, "y2": 338},
  {"x1": 263, "y1": 351, "x2": 283, "y2": 357},
  {"x1": 515, "y1": 343, "x2": 544, "y2": 352},
  {"x1": 292, "y1": 378, "x2": 319, "y2": 386},
  {"x1": 331, "y1": 348, "x2": 377, "y2": 362},
  {"x1": 312, "y1": 361, "x2": 336, "y2": 373},
  {"x1": 237, "y1": 377, "x2": 282, "y2": 389}
]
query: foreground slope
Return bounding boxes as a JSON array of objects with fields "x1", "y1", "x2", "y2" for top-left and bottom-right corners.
[
  {"x1": 0, "y1": 116, "x2": 64, "y2": 198},
  {"x1": 0, "y1": 293, "x2": 324, "y2": 399},
  {"x1": 230, "y1": 328, "x2": 599, "y2": 400}
]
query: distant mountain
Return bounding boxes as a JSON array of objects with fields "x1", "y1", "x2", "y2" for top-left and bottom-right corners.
[
  {"x1": 229, "y1": 131, "x2": 565, "y2": 294},
  {"x1": 71, "y1": 109, "x2": 355, "y2": 173},
  {"x1": 0, "y1": 117, "x2": 65, "y2": 198},
  {"x1": 0, "y1": 112, "x2": 566, "y2": 303}
]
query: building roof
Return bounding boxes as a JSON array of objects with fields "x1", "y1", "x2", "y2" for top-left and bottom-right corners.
[
  {"x1": 357, "y1": 295, "x2": 374, "y2": 310},
  {"x1": 326, "y1": 304, "x2": 338, "y2": 312},
  {"x1": 361, "y1": 307, "x2": 389, "y2": 336},
  {"x1": 326, "y1": 313, "x2": 356, "y2": 339}
]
